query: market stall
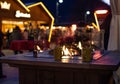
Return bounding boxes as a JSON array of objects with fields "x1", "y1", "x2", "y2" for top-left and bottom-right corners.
[
  {"x1": 27, "y1": 2, "x2": 54, "y2": 42},
  {"x1": 0, "y1": 0, "x2": 31, "y2": 33},
  {"x1": 0, "y1": 0, "x2": 54, "y2": 49}
]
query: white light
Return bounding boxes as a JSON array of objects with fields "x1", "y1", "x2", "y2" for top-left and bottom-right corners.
[
  {"x1": 0, "y1": 1, "x2": 11, "y2": 10},
  {"x1": 102, "y1": 0, "x2": 110, "y2": 5},
  {"x1": 86, "y1": 11, "x2": 90, "y2": 15},
  {"x1": 77, "y1": 41, "x2": 82, "y2": 50},
  {"x1": 15, "y1": 10, "x2": 31, "y2": 18},
  {"x1": 71, "y1": 24, "x2": 77, "y2": 31},
  {"x1": 59, "y1": 0, "x2": 63, "y2": 3},
  {"x1": 95, "y1": 10, "x2": 108, "y2": 14}
]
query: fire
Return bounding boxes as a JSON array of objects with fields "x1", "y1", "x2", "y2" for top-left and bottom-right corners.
[
  {"x1": 36, "y1": 45, "x2": 43, "y2": 52},
  {"x1": 62, "y1": 46, "x2": 71, "y2": 56},
  {"x1": 77, "y1": 42, "x2": 82, "y2": 50},
  {"x1": 61, "y1": 58, "x2": 70, "y2": 63},
  {"x1": 62, "y1": 56, "x2": 70, "y2": 59},
  {"x1": 61, "y1": 45, "x2": 71, "y2": 59},
  {"x1": 61, "y1": 42, "x2": 83, "y2": 59}
]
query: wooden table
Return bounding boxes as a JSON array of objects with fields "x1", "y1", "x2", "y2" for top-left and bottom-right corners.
[{"x1": 0, "y1": 51, "x2": 120, "y2": 84}]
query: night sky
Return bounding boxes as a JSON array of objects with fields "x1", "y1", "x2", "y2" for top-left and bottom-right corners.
[{"x1": 21, "y1": 0, "x2": 110, "y2": 25}]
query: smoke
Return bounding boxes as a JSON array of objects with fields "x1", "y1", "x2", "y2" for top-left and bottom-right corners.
[{"x1": 101, "y1": 0, "x2": 110, "y2": 5}]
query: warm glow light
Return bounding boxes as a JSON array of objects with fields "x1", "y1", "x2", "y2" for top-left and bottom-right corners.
[
  {"x1": 92, "y1": 22, "x2": 97, "y2": 28},
  {"x1": 61, "y1": 58, "x2": 69, "y2": 63},
  {"x1": 86, "y1": 25, "x2": 94, "y2": 29},
  {"x1": 62, "y1": 27, "x2": 66, "y2": 30},
  {"x1": 95, "y1": 10, "x2": 108, "y2": 14},
  {"x1": 17, "y1": 0, "x2": 30, "y2": 12},
  {"x1": 71, "y1": 24, "x2": 77, "y2": 31},
  {"x1": 94, "y1": 10, "x2": 108, "y2": 31},
  {"x1": 0, "y1": 1, "x2": 11, "y2": 10},
  {"x1": 77, "y1": 42, "x2": 82, "y2": 50},
  {"x1": 27, "y1": 2, "x2": 54, "y2": 20},
  {"x1": 52, "y1": 26, "x2": 56, "y2": 29},
  {"x1": 62, "y1": 46, "x2": 71, "y2": 56},
  {"x1": 2, "y1": 20, "x2": 23, "y2": 24},
  {"x1": 27, "y1": 2, "x2": 54, "y2": 42},
  {"x1": 91, "y1": 41, "x2": 94, "y2": 45},
  {"x1": 58, "y1": 26, "x2": 62, "y2": 29},
  {"x1": 61, "y1": 45, "x2": 71, "y2": 59},
  {"x1": 94, "y1": 12, "x2": 100, "y2": 31},
  {"x1": 46, "y1": 27, "x2": 49, "y2": 29},
  {"x1": 36, "y1": 45, "x2": 43, "y2": 52},
  {"x1": 92, "y1": 22, "x2": 100, "y2": 31},
  {"x1": 48, "y1": 20, "x2": 54, "y2": 42},
  {"x1": 15, "y1": 10, "x2": 31, "y2": 18},
  {"x1": 62, "y1": 56, "x2": 70, "y2": 59}
]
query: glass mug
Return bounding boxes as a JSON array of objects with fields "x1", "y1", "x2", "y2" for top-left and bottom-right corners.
[{"x1": 82, "y1": 47, "x2": 93, "y2": 62}]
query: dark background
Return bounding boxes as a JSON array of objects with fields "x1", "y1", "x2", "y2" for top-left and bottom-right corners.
[{"x1": 21, "y1": 0, "x2": 110, "y2": 25}]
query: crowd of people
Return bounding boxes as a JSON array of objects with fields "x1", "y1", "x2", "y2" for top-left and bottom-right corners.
[{"x1": 0, "y1": 24, "x2": 48, "y2": 78}]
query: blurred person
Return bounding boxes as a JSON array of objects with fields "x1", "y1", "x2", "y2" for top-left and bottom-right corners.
[
  {"x1": 28, "y1": 23, "x2": 34, "y2": 40},
  {"x1": 0, "y1": 29, "x2": 6, "y2": 78},
  {"x1": 34, "y1": 25, "x2": 41, "y2": 41},
  {"x1": 10, "y1": 26, "x2": 23, "y2": 54},
  {"x1": 6, "y1": 29, "x2": 11, "y2": 48},
  {"x1": 23, "y1": 29, "x2": 28, "y2": 40},
  {"x1": 10, "y1": 26, "x2": 23, "y2": 41}
]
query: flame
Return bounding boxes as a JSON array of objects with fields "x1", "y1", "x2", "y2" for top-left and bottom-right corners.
[
  {"x1": 36, "y1": 45, "x2": 43, "y2": 52},
  {"x1": 61, "y1": 45, "x2": 72, "y2": 59},
  {"x1": 71, "y1": 51, "x2": 75, "y2": 56},
  {"x1": 62, "y1": 56, "x2": 70, "y2": 59},
  {"x1": 62, "y1": 46, "x2": 71, "y2": 56},
  {"x1": 71, "y1": 50, "x2": 78, "y2": 56},
  {"x1": 77, "y1": 42, "x2": 82, "y2": 50},
  {"x1": 61, "y1": 57, "x2": 70, "y2": 63},
  {"x1": 86, "y1": 25, "x2": 94, "y2": 29}
]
